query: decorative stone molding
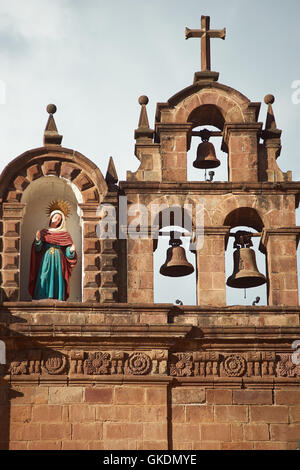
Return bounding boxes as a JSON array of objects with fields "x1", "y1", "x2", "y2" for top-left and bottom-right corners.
[{"x1": 3, "y1": 349, "x2": 300, "y2": 379}]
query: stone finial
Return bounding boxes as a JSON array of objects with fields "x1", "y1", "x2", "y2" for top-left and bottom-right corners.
[
  {"x1": 105, "y1": 156, "x2": 118, "y2": 188},
  {"x1": 264, "y1": 94, "x2": 277, "y2": 131},
  {"x1": 43, "y1": 103, "x2": 63, "y2": 146},
  {"x1": 261, "y1": 94, "x2": 281, "y2": 142},
  {"x1": 134, "y1": 95, "x2": 154, "y2": 142}
]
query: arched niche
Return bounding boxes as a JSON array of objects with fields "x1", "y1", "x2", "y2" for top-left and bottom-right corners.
[
  {"x1": 152, "y1": 206, "x2": 196, "y2": 305},
  {"x1": 224, "y1": 208, "x2": 267, "y2": 306},
  {"x1": 20, "y1": 176, "x2": 83, "y2": 301},
  {"x1": 224, "y1": 207, "x2": 264, "y2": 232}
]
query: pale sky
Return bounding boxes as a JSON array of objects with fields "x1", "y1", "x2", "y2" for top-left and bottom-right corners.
[{"x1": 0, "y1": 0, "x2": 299, "y2": 306}]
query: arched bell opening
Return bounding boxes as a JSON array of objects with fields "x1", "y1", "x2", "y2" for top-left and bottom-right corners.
[
  {"x1": 20, "y1": 176, "x2": 83, "y2": 301},
  {"x1": 187, "y1": 104, "x2": 227, "y2": 182},
  {"x1": 224, "y1": 208, "x2": 267, "y2": 306},
  {"x1": 152, "y1": 206, "x2": 196, "y2": 305}
]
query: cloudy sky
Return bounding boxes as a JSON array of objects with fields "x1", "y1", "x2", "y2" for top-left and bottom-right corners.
[{"x1": 0, "y1": 0, "x2": 299, "y2": 305}]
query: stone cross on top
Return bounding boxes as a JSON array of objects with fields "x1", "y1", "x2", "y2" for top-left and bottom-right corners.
[{"x1": 185, "y1": 16, "x2": 226, "y2": 71}]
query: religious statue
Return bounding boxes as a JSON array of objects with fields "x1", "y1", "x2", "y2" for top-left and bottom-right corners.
[{"x1": 28, "y1": 200, "x2": 77, "y2": 300}]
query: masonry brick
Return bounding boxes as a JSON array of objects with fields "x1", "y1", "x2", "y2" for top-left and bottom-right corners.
[
  {"x1": 233, "y1": 390, "x2": 273, "y2": 405},
  {"x1": 131, "y1": 405, "x2": 166, "y2": 422},
  {"x1": 115, "y1": 387, "x2": 145, "y2": 405},
  {"x1": 72, "y1": 423, "x2": 103, "y2": 441},
  {"x1": 85, "y1": 388, "x2": 113, "y2": 404},
  {"x1": 172, "y1": 405, "x2": 185, "y2": 423},
  {"x1": 231, "y1": 424, "x2": 243, "y2": 441},
  {"x1": 145, "y1": 387, "x2": 166, "y2": 405},
  {"x1": 63, "y1": 441, "x2": 90, "y2": 450},
  {"x1": 69, "y1": 405, "x2": 96, "y2": 422},
  {"x1": 192, "y1": 441, "x2": 221, "y2": 450},
  {"x1": 28, "y1": 440, "x2": 61, "y2": 450},
  {"x1": 32, "y1": 405, "x2": 62, "y2": 422},
  {"x1": 201, "y1": 424, "x2": 231, "y2": 441},
  {"x1": 10, "y1": 405, "x2": 32, "y2": 422},
  {"x1": 270, "y1": 424, "x2": 300, "y2": 441},
  {"x1": 49, "y1": 387, "x2": 83, "y2": 404},
  {"x1": 290, "y1": 406, "x2": 300, "y2": 423},
  {"x1": 275, "y1": 390, "x2": 300, "y2": 405},
  {"x1": 105, "y1": 423, "x2": 143, "y2": 440},
  {"x1": 214, "y1": 405, "x2": 248, "y2": 423},
  {"x1": 206, "y1": 389, "x2": 232, "y2": 405},
  {"x1": 250, "y1": 405, "x2": 289, "y2": 423},
  {"x1": 40, "y1": 423, "x2": 71, "y2": 440},
  {"x1": 221, "y1": 442, "x2": 254, "y2": 450},
  {"x1": 244, "y1": 424, "x2": 269, "y2": 441},
  {"x1": 96, "y1": 405, "x2": 130, "y2": 422},
  {"x1": 173, "y1": 424, "x2": 200, "y2": 442},
  {"x1": 185, "y1": 405, "x2": 213, "y2": 423},
  {"x1": 10, "y1": 423, "x2": 40, "y2": 441},
  {"x1": 254, "y1": 442, "x2": 288, "y2": 450},
  {"x1": 172, "y1": 388, "x2": 205, "y2": 404},
  {"x1": 143, "y1": 422, "x2": 167, "y2": 441}
]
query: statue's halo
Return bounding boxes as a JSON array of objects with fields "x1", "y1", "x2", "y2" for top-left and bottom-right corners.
[{"x1": 46, "y1": 200, "x2": 71, "y2": 218}]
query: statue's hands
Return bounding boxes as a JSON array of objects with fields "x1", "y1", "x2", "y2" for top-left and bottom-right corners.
[
  {"x1": 36, "y1": 230, "x2": 41, "y2": 242},
  {"x1": 70, "y1": 244, "x2": 76, "y2": 253}
]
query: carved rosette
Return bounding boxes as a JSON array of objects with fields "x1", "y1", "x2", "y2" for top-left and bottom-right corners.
[
  {"x1": 84, "y1": 352, "x2": 111, "y2": 375},
  {"x1": 223, "y1": 354, "x2": 247, "y2": 377},
  {"x1": 276, "y1": 354, "x2": 300, "y2": 377},
  {"x1": 124, "y1": 352, "x2": 152, "y2": 375},
  {"x1": 42, "y1": 352, "x2": 67, "y2": 375},
  {"x1": 170, "y1": 353, "x2": 193, "y2": 377}
]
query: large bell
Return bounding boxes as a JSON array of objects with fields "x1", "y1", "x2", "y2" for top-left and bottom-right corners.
[
  {"x1": 160, "y1": 237, "x2": 194, "y2": 277},
  {"x1": 193, "y1": 141, "x2": 221, "y2": 169},
  {"x1": 227, "y1": 247, "x2": 267, "y2": 289}
]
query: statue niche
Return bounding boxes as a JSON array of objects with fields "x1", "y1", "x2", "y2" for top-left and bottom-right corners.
[
  {"x1": 20, "y1": 176, "x2": 82, "y2": 302},
  {"x1": 28, "y1": 200, "x2": 77, "y2": 301}
]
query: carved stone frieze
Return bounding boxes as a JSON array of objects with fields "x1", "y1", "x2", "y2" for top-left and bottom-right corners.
[{"x1": 4, "y1": 349, "x2": 300, "y2": 379}]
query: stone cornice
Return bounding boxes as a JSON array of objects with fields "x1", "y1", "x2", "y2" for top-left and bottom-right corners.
[{"x1": 119, "y1": 181, "x2": 300, "y2": 194}]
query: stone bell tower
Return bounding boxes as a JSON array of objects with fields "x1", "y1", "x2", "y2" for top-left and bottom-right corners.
[{"x1": 0, "y1": 16, "x2": 299, "y2": 451}]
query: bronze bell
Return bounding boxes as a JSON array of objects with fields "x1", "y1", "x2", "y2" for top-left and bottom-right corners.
[
  {"x1": 160, "y1": 237, "x2": 194, "y2": 277},
  {"x1": 227, "y1": 232, "x2": 267, "y2": 289},
  {"x1": 193, "y1": 141, "x2": 221, "y2": 169}
]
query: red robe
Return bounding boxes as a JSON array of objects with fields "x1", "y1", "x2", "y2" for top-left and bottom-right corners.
[{"x1": 28, "y1": 229, "x2": 77, "y2": 300}]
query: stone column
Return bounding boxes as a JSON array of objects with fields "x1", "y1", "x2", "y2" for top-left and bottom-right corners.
[
  {"x1": 80, "y1": 204, "x2": 102, "y2": 302},
  {"x1": 156, "y1": 123, "x2": 191, "y2": 182},
  {"x1": 127, "y1": 235, "x2": 154, "y2": 303},
  {"x1": 261, "y1": 228, "x2": 300, "y2": 306},
  {"x1": 195, "y1": 227, "x2": 230, "y2": 306},
  {"x1": 224, "y1": 123, "x2": 262, "y2": 182},
  {"x1": 1, "y1": 202, "x2": 25, "y2": 301}
]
